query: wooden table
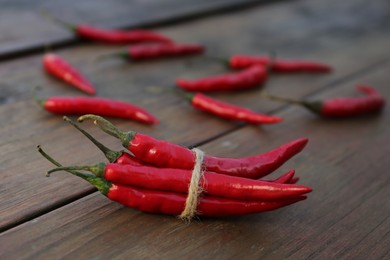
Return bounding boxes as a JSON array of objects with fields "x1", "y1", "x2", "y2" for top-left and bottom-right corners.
[{"x1": 1, "y1": 0, "x2": 389, "y2": 258}]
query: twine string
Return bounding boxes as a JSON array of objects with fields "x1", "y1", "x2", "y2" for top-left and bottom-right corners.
[{"x1": 179, "y1": 148, "x2": 205, "y2": 221}]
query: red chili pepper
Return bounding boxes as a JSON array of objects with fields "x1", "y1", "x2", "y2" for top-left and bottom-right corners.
[
  {"x1": 105, "y1": 166, "x2": 310, "y2": 201},
  {"x1": 38, "y1": 97, "x2": 159, "y2": 124},
  {"x1": 76, "y1": 26, "x2": 173, "y2": 44},
  {"x1": 176, "y1": 65, "x2": 268, "y2": 92},
  {"x1": 43, "y1": 53, "x2": 96, "y2": 95},
  {"x1": 78, "y1": 115, "x2": 308, "y2": 179},
  {"x1": 51, "y1": 163, "x2": 311, "y2": 201},
  {"x1": 42, "y1": 12, "x2": 172, "y2": 44},
  {"x1": 263, "y1": 169, "x2": 297, "y2": 184},
  {"x1": 183, "y1": 92, "x2": 282, "y2": 124},
  {"x1": 109, "y1": 185, "x2": 306, "y2": 217},
  {"x1": 262, "y1": 85, "x2": 386, "y2": 118},
  {"x1": 229, "y1": 55, "x2": 332, "y2": 73},
  {"x1": 103, "y1": 43, "x2": 204, "y2": 61}
]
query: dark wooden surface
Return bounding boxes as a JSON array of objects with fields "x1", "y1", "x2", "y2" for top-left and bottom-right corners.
[{"x1": 1, "y1": 0, "x2": 389, "y2": 258}]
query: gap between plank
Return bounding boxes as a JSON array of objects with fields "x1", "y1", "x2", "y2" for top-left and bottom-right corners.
[
  {"x1": 0, "y1": 0, "x2": 284, "y2": 62},
  {"x1": 1, "y1": 56, "x2": 388, "y2": 234}
]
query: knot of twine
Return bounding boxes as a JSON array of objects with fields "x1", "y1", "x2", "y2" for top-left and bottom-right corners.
[{"x1": 179, "y1": 148, "x2": 205, "y2": 221}]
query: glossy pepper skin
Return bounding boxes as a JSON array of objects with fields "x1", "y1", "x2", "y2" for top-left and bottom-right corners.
[
  {"x1": 41, "y1": 97, "x2": 159, "y2": 124},
  {"x1": 109, "y1": 184, "x2": 307, "y2": 217},
  {"x1": 130, "y1": 135, "x2": 308, "y2": 179},
  {"x1": 176, "y1": 65, "x2": 268, "y2": 92},
  {"x1": 100, "y1": 164, "x2": 311, "y2": 201},
  {"x1": 187, "y1": 92, "x2": 282, "y2": 124},
  {"x1": 229, "y1": 55, "x2": 332, "y2": 73},
  {"x1": 316, "y1": 85, "x2": 385, "y2": 117},
  {"x1": 203, "y1": 138, "x2": 308, "y2": 179},
  {"x1": 43, "y1": 53, "x2": 96, "y2": 95},
  {"x1": 78, "y1": 115, "x2": 308, "y2": 179},
  {"x1": 127, "y1": 135, "x2": 308, "y2": 179}
]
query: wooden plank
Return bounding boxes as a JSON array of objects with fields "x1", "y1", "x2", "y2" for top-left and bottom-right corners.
[
  {"x1": 0, "y1": 0, "x2": 274, "y2": 60},
  {"x1": 1, "y1": 62, "x2": 389, "y2": 258},
  {"x1": 1, "y1": 0, "x2": 390, "y2": 231}
]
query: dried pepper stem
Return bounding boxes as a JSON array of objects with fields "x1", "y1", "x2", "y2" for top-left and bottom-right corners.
[{"x1": 37, "y1": 145, "x2": 111, "y2": 195}]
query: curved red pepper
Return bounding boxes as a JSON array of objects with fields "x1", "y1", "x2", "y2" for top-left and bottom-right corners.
[
  {"x1": 203, "y1": 138, "x2": 308, "y2": 178},
  {"x1": 100, "y1": 163, "x2": 312, "y2": 201},
  {"x1": 263, "y1": 85, "x2": 385, "y2": 118},
  {"x1": 42, "y1": 12, "x2": 173, "y2": 44},
  {"x1": 78, "y1": 114, "x2": 308, "y2": 179},
  {"x1": 76, "y1": 25, "x2": 172, "y2": 44},
  {"x1": 229, "y1": 55, "x2": 332, "y2": 73},
  {"x1": 264, "y1": 170, "x2": 298, "y2": 184},
  {"x1": 125, "y1": 43, "x2": 204, "y2": 60},
  {"x1": 187, "y1": 92, "x2": 282, "y2": 124},
  {"x1": 319, "y1": 85, "x2": 385, "y2": 117},
  {"x1": 176, "y1": 65, "x2": 268, "y2": 92},
  {"x1": 125, "y1": 134, "x2": 308, "y2": 179},
  {"x1": 40, "y1": 97, "x2": 159, "y2": 124},
  {"x1": 43, "y1": 53, "x2": 96, "y2": 95},
  {"x1": 109, "y1": 184, "x2": 306, "y2": 217}
]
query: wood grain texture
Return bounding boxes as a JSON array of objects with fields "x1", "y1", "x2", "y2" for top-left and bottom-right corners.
[
  {"x1": 0, "y1": 0, "x2": 273, "y2": 60},
  {"x1": 1, "y1": 0, "x2": 390, "y2": 258},
  {"x1": 1, "y1": 62, "x2": 389, "y2": 259},
  {"x1": 1, "y1": 0, "x2": 390, "y2": 231}
]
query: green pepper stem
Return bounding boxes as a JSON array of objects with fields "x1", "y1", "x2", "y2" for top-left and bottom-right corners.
[
  {"x1": 260, "y1": 91, "x2": 306, "y2": 105},
  {"x1": 77, "y1": 114, "x2": 136, "y2": 148},
  {"x1": 63, "y1": 116, "x2": 122, "y2": 163},
  {"x1": 202, "y1": 55, "x2": 230, "y2": 67},
  {"x1": 40, "y1": 10, "x2": 77, "y2": 31},
  {"x1": 95, "y1": 52, "x2": 129, "y2": 62},
  {"x1": 260, "y1": 92, "x2": 322, "y2": 114},
  {"x1": 47, "y1": 163, "x2": 106, "y2": 178},
  {"x1": 175, "y1": 89, "x2": 195, "y2": 102},
  {"x1": 37, "y1": 145, "x2": 110, "y2": 195},
  {"x1": 32, "y1": 86, "x2": 45, "y2": 107}
]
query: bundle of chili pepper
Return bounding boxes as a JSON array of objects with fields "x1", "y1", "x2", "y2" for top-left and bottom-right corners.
[
  {"x1": 77, "y1": 115, "x2": 308, "y2": 179},
  {"x1": 261, "y1": 85, "x2": 385, "y2": 118},
  {"x1": 101, "y1": 43, "x2": 205, "y2": 61},
  {"x1": 39, "y1": 120, "x2": 311, "y2": 219},
  {"x1": 228, "y1": 55, "x2": 332, "y2": 73},
  {"x1": 42, "y1": 11, "x2": 173, "y2": 44},
  {"x1": 181, "y1": 92, "x2": 283, "y2": 124},
  {"x1": 43, "y1": 53, "x2": 96, "y2": 95},
  {"x1": 176, "y1": 64, "x2": 269, "y2": 92},
  {"x1": 36, "y1": 96, "x2": 159, "y2": 124}
]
